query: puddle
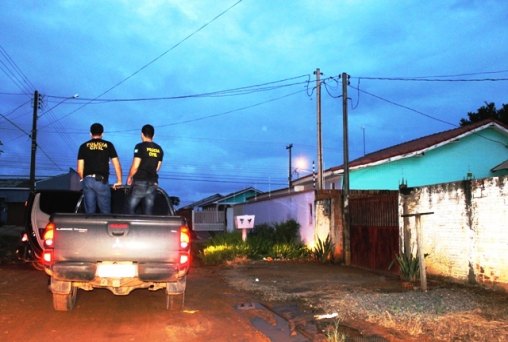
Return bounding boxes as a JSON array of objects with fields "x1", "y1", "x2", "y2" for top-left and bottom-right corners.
[{"x1": 237, "y1": 301, "x2": 389, "y2": 342}]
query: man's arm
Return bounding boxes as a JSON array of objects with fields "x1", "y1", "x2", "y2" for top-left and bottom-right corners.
[
  {"x1": 77, "y1": 159, "x2": 84, "y2": 179},
  {"x1": 111, "y1": 157, "x2": 122, "y2": 189},
  {"x1": 127, "y1": 157, "x2": 141, "y2": 185}
]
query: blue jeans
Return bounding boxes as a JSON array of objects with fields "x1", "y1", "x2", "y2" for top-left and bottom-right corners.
[
  {"x1": 82, "y1": 176, "x2": 111, "y2": 214},
  {"x1": 127, "y1": 181, "x2": 157, "y2": 215}
]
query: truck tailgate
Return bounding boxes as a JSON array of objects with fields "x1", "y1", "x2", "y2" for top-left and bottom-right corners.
[{"x1": 51, "y1": 214, "x2": 184, "y2": 263}]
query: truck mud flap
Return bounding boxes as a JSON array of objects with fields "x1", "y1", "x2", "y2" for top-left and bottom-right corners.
[
  {"x1": 138, "y1": 263, "x2": 178, "y2": 281},
  {"x1": 52, "y1": 262, "x2": 96, "y2": 281}
]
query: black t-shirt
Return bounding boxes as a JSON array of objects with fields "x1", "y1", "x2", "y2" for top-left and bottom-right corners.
[
  {"x1": 77, "y1": 138, "x2": 118, "y2": 180},
  {"x1": 132, "y1": 141, "x2": 163, "y2": 182}
]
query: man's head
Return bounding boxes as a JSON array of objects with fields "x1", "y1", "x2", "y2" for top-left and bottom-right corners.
[
  {"x1": 90, "y1": 123, "x2": 104, "y2": 136},
  {"x1": 142, "y1": 124, "x2": 155, "y2": 139}
]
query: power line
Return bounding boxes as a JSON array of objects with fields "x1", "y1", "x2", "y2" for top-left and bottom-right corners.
[
  {"x1": 348, "y1": 84, "x2": 508, "y2": 147},
  {"x1": 35, "y1": 75, "x2": 309, "y2": 104},
  {"x1": 41, "y1": 0, "x2": 244, "y2": 127},
  {"x1": 0, "y1": 43, "x2": 36, "y2": 94}
]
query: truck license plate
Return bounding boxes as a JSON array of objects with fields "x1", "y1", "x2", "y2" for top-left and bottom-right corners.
[{"x1": 96, "y1": 262, "x2": 137, "y2": 278}]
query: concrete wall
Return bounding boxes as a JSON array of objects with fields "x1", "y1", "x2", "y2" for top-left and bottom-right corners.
[{"x1": 399, "y1": 175, "x2": 508, "y2": 291}]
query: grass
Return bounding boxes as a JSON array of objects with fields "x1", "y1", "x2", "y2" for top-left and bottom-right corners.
[{"x1": 197, "y1": 220, "x2": 329, "y2": 265}]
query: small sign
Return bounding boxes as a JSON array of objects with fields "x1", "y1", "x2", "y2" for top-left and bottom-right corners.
[{"x1": 235, "y1": 215, "x2": 255, "y2": 229}]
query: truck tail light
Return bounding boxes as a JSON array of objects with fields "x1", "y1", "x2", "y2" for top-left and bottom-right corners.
[
  {"x1": 43, "y1": 223, "x2": 55, "y2": 248},
  {"x1": 42, "y1": 222, "x2": 55, "y2": 264},
  {"x1": 180, "y1": 226, "x2": 190, "y2": 250},
  {"x1": 179, "y1": 253, "x2": 190, "y2": 265}
]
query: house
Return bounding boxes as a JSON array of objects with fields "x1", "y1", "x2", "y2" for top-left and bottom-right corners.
[
  {"x1": 37, "y1": 168, "x2": 81, "y2": 191},
  {"x1": 176, "y1": 187, "x2": 263, "y2": 232},
  {"x1": 0, "y1": 169, "x2": 81, "y2": 226},
  {"x1": 0, "y1": 178, "x2": 31, "y2": 226},
  {"x1": 235, "y1": 119, "x2": 508, "y2": 255},
  {"x1": 293, "y1": 119, "x2": 508, "y2": 191}
]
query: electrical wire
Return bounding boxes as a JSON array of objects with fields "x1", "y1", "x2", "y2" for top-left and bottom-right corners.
[
  {"x1": 0, "y1": 44, "x2": 35, "y2": 95},
  {"x1": 41, "y1": 0, "x2": 244, "y2": 127},
  {"x1": 348, "y1": 84, "x2": 508, "y2": 147}
]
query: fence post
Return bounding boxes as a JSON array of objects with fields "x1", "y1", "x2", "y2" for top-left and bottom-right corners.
[{"x1": 401, "y1": 212, "x2": 433, "y2": 292}]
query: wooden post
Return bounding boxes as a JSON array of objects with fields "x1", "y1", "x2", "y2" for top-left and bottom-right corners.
[
  {"x1": 401, "y1": 212, "x2": 433, "y2": 292},
  {"x1": 415, "y1": 215, "x2": 427, "y2": 291}
]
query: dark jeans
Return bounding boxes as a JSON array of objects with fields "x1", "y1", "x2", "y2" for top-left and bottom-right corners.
[
  {"x1": 82, "y1": 176, "x2": 111, "y2": 214},
  {"x1": 127, "y1": 181, "x2": 157, "y2": 215}
]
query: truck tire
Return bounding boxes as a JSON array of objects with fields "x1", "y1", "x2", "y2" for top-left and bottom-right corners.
[{"x1": 52, "y1": 284, "x2": 77, "y2": 311}]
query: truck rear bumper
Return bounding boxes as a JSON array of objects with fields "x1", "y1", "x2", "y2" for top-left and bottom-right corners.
[{"x1": 51, "y1": 262, "x2": 188, "y2": 282}]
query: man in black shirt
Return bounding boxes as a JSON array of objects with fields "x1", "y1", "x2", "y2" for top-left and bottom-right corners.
[
  {"x1": 77, "y1": 123, "x2": 122, "y2": 214},
  {"x1": 126, "y1": 124, "x2": 164, "y2": 214}
]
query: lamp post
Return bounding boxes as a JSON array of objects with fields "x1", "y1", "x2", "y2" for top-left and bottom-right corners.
[{"x1": 286, "y1": 144, "x2": 293, "y2": 189}]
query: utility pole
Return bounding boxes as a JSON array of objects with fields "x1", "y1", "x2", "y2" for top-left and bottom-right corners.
[
  {"x1": 341, "y1": 73, "x2": 351, "y2": 265},
  {"x1": 315, "y1": 68, "x2": 323, "y2": 190},
  {"x1": 29, "y1": 90, "x2": 40, "y2": 193},
  {"x1": 362, "y1": 126, "x2": 366, "y2": 156},
  {"x1": 286, "y1": 143, "x2": 293, "y2": 189}
]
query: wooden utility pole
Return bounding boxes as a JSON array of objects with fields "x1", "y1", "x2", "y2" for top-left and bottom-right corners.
[
  {"x1": 29, "y1": 90, "x2": 40, "y2": 193},
  {"x1": 315, "y1": 68, "x2": 323, "y2": 190},
  {"x1": 341, "y1": 72, "x2": 351, "y2": 265}
]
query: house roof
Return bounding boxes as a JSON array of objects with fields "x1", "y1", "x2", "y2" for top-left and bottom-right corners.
[
  {"x1": 180, "y1": 187, "x2": 264, "y2": 209},
  {"x1": 330, "y1": 119, "x2": 508, "y2": 173},
  {"x1": 216, "y1": 187, "x2": 263, "y2": 204},
  {"x1": 0, "y1": 178, "x2": 31, "y2": 188},
  {"x1": 180, "y1": 193, "x2": 223, "y2": 209},
  {"x1": 492, "y1": 159, "x2": 508, "y2": 172}
]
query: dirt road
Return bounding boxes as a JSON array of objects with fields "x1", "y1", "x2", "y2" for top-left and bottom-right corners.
[
  {"x1": 0, "y1": 263, "x2": 293, "y2": 342},
  {"x1": 1, "y1": 225, "x2": 507, "y2": 341}
]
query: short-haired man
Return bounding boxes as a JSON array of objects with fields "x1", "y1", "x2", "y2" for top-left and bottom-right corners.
[
  {"x1": 77, "y1": 123, "x2": 122, "y2": 214},
  {"x1": 127, "y1": 124, "x2": 164, "y2": 214}
]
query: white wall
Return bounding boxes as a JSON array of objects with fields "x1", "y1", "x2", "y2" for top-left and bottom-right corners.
[
  {"x1": 399, "y1": 176, "x2": 508, "y2": 291},
  {"x1": 234, "y1": 190, "x2": 315, "y2": 244}
]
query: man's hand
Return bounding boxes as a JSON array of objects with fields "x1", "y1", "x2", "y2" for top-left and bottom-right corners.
[{"x1": 112, "y1": 181, "x2": 122, "y2": 190}]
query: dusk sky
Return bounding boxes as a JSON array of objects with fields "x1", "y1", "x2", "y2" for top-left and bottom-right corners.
[{"x1": 1, "y1": 0, "x2": 507, "y2": 206}]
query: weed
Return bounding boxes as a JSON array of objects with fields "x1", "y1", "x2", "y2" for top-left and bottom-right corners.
[
  {"x1": 323, "y1": 319, "x2": 346, "y2": 342},
  {"x1": 313, "y1": 235, "x2": 335, "y2": 263}
]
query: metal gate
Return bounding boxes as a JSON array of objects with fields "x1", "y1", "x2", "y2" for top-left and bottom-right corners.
[{"x1": 349, "y1": 192, "x2": 399, "y2": 273}]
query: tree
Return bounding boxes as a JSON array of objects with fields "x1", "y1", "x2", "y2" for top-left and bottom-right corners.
[{"x1": 460, "y1": 102, "x2": 508, "y2": 126}]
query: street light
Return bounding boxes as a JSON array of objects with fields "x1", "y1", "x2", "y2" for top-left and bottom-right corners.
[{"x1": 286, "y1": 144, "x2": 293, "y2": 189}]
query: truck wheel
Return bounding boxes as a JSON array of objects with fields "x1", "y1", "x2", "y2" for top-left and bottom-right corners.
[{"x1": 53, "y1": 285, "x2": 77, "y2": 311}]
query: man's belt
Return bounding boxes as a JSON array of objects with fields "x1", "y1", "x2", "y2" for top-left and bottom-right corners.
[{"x1": 85, "y1": 174, "x2": 107, "y2": 183}]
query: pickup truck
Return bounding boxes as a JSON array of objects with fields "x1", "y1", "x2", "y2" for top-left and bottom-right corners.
[{"x1": 27, "y1": 186, "x2": 190, "y2": 311}]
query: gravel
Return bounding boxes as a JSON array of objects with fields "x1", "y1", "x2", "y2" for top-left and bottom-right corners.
[{"x1": 222, "y1": 261, "x2": 508, "y2": 341}]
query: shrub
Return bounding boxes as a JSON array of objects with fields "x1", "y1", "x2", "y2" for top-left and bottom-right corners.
[
  {"x1": 392, "y1": 252, "x2": 429, "y2": 282},
  {"x1": 271, "y1": 243, "x2": 310, "y2": 260},
  {"x1": 196, "y1": 220, "x2": 307, "y2": 265},
  {"x1": 246, "y1": 235, "x2": 273, "y2": 259},
  {"x1": 273, "y1": 219, "x2": 300, "y2": 244},
  {"x1": 313, "y1": 235, "x2": 335, "y2": 263},
  {"x1": 198, "y1": 231, "x2": 249, "y2": 265}
]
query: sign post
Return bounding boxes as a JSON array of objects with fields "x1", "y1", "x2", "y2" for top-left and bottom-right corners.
[{"x1": 235, "y1": 215, "x2": 255, "y2": 241}]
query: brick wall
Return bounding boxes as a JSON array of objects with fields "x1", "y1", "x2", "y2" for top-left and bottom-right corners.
[{"x1": 399, "y1": 176, "x2": 508, "y2": 291}]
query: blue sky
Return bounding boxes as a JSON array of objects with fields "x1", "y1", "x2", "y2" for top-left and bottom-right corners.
[{"x1": 1, "y1": 0, "x2": 507, "y2": 206}]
